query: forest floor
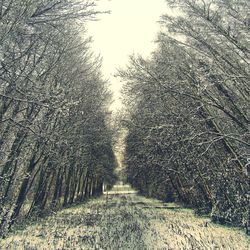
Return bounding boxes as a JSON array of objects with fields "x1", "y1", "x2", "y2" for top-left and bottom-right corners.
[{"x1": 0, "y1": 186, "x2": 249, "y2": 250}]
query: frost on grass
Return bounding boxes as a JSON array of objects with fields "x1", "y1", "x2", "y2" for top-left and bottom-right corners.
[{"x1": 0, "y1": 195, "x2": 249, "y2": 249}]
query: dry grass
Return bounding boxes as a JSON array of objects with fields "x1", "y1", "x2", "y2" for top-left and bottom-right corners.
[{"x1": 0, "y1": 191, "x2": 249, "y2": 249}]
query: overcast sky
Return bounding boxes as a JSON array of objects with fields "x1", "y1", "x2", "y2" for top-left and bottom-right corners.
[{"x1": 86, "y1": 0, "x2": 168, "y2": 110}]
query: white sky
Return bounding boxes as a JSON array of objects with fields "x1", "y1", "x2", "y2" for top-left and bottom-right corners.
[{"x1": 86, "y1": 0, "x2": 168, "y2": 110}]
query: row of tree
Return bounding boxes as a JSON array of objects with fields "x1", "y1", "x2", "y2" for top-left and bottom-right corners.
[
  {"x1": 120, "y1": 0, "x2": 249, "y2": 232},
  {"x1": 0, "y1": 0, "x2": 116, "y2": 236}
]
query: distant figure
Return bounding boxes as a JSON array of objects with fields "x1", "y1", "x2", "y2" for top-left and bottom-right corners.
[{"x1": 117, "y1": 180, "x2": 124, "y2": 186}]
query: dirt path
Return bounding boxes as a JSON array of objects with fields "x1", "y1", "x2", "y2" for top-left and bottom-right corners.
[{"x1": 1, "y1": 192, "x2": 249, "y2": 249}]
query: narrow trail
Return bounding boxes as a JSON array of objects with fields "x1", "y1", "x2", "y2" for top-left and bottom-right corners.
[{"x1": 1, "y1": 186, "x2": 249, "y2": 250}]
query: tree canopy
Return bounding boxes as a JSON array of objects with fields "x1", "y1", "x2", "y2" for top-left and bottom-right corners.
[
  {"x1": 0, "y1": 0, "x2": 117, "y2": 236},
  {"x1": 120, "y1": 0, "x2": 249, "y2": 232}
]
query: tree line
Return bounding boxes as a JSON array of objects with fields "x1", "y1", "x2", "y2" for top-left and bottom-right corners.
[
  {"x1": 0, "y1": 0, "x2": 117, "y2": 236},
  {"x1": 120, "y1": 0, "x2": 249, "y2": 233}
]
